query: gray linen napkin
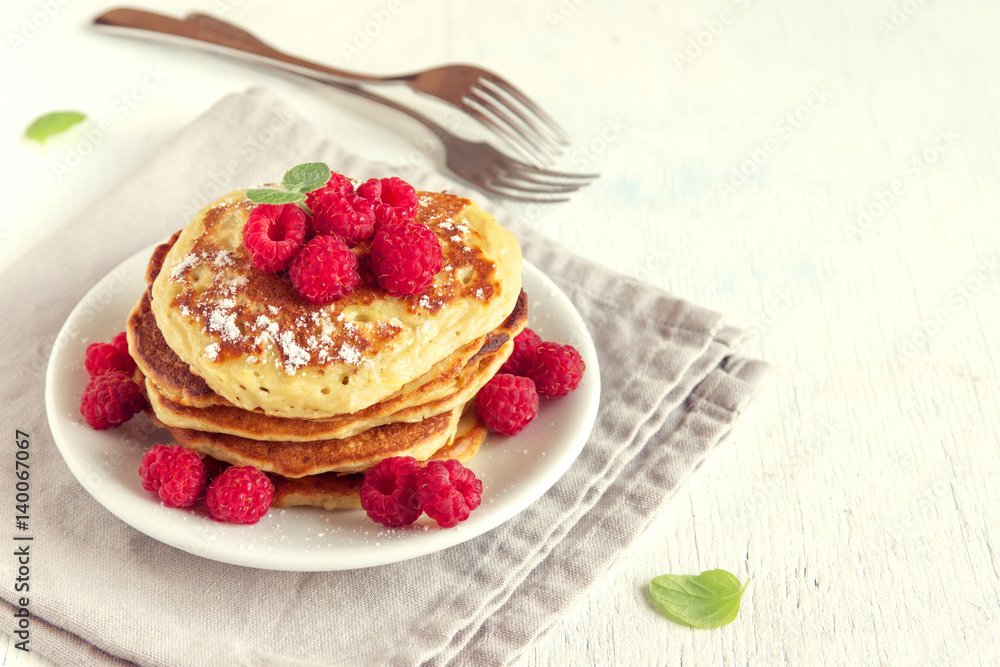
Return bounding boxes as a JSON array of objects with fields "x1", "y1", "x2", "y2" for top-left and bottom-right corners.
[{"x1": 0, "y1": 88, "x2": 769, "y2": 666}]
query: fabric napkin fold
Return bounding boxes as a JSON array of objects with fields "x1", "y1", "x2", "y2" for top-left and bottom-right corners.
[{"x1": 0, "y1": 87, "x2": 769, "y2": 666}]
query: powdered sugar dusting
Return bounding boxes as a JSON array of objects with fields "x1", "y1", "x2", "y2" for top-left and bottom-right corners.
[
  {"x1": 338, "y1": 342, "x2": 363, "y2": 365},
  {"x1": 213, "y1": 250, "x2": 235, "y2": 268},
  {"x1": 204, "y1": 343, "x2": 220, "y2": 361},
  {"x1": 277, "y1": 331, "x2": 310, "y2": 374},
  {"x1": 170, "y1": 253, "x2": 201, "y2": 281},
  {"x1": 208, "y1": 308, "x2": 240, "y2": 342}
]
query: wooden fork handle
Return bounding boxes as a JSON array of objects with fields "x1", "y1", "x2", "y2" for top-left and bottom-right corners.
[{"x1": 94, "y1": 7, "x2": 391, "y2": 84}]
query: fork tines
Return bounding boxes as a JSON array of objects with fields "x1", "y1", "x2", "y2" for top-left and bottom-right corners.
[
  {"x1": 463, "y1": 73, "x2": 573, "y2": 166},
  {"x1": 483, "y1": 158, "x2": 598, "y2": 203}
]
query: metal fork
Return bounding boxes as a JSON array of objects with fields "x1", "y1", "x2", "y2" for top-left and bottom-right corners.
[
  {"x1": 94, "y1": 8, "x2": 571, "y2": 166},
  {"x1": 320, "y1": 81, "x2": 596, "y2": 202}
]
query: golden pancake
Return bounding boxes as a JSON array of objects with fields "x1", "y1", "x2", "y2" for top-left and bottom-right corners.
[
  {"x1": 128, "y1": 240, "x2": 526, "y2": 416},
  {"x1": 158, "y1": 405, "x2": 464, "y2": 477},
  {"x1": 144, "y1": 337, "x2": 514, "y2": 441},
  {"x1": 269, "y1": 408, "x2": 488, "y2": 510},
  {"x1": 149, "y1": 189, "x2": 522, "y2": 418}
]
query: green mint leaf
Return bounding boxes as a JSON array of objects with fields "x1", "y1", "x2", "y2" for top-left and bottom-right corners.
[
  {"x1": 281, "y1": 162, "x2": 331, "y2": 194},
  {"x1": 245, "y1": 188, "x2": 306, "y2": 205},
  {"x1": 25, "y1": 111, "x2": 86, "y2": 145},
  {"x1": 649, "y1": 569, "x2": 749, "y2": 628}
]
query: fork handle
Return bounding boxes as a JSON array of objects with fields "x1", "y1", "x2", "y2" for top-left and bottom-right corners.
[
  {"x1": 94, "y1": 8, "x2": 407, "y2": 86},
  {"x1": 94, "y1": 7, "x2": 444, "y2": 136}
]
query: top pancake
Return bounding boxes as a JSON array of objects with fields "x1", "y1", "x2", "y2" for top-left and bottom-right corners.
[
  {"x1": 128, "y1": 233, "x2": 527, "y2": 416},
  {"x1": 149, "y1": 188, "x2": 522, "y2": 419}
]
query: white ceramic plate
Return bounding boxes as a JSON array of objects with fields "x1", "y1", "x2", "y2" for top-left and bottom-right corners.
[{"x1": 45, "y1": 245, "x2": 600, "y2": 571}]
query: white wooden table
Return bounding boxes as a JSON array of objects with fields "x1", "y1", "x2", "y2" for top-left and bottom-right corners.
[{"x1": 3, "y1": 0, "x2": 998, "y2": 664}]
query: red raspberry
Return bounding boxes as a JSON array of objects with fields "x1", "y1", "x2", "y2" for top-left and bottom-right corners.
[
  {"x1": 416, "y1": 459, "x2": 482, "y2": 528},
  {"x1": 139, "y1": 444, "x2": 207, "y2": 508},
  {"x1": 204, "y1": 466, "x2": 274, "y2": 525},
  {"x1": 526, "y1": 342, "x2": 585, "y2": 398},
  {"x1": 242, "y1": 203, "x2": 307, "y2": 272},
  {"x1": 85, "y1": 340, "x2": 136, "y2": 377},
  {"x1": 359, "y1": 456, "x2": 422, "y2": 527},
  {"x1": 475, "y1": 373, "x2": 540, "y2": 435},
  {"x1": 358, "y1": 177, "x2": 419, "y2": 226},
  {"x1": 289, "y1": 235, "x2": 360, "y2": 304},
  {"x1": 79, "y1": 371, "x2": 146, "y2": 430},
  {"x1": 370, "y1": 222, "x2": 442, "y2": 295},
  {"x1": 497, "y1": 328, "x2": 543, "y2": 376},
  {"x1": 111, "y1": 331, "x2": 129, "y2": 355},
  {"x1": 306, "y1": 172, "x2": 354, "y2": 206},
  {"x1": 308, "y1": 189, "x2": 375, "y2": 246}
]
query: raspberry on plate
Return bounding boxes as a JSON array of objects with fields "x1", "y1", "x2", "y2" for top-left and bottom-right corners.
[
  {"x1": 416, "y1": 459, "x2": 482, "y2": 528},
  {"x1": 308, "y1": 189, "x2": 375, "y2": 246},
  {"x1": 497, "y1": 328, "x2": 543, "y2": 376},
  {"x1": 475, "y1": 373, "x2": 540, "y2": 435},
  {"x1": 357, "y1": 176, "x2": 419, "y2": 227},
  {"x1": 110, "y1": 331, "x2": 129, "y2": 355},
  {"x1": 205, "y1": 466, "x2": 274, "y2": 525},
  {"x1": 289, "y1": 235, "x2": 361, "y2": 304},
  {"x1": 85, "y1": 340, "x2": 136, "y2": 377},
  {"x1": 79, "y1": 371, "x2": 146, "y2": 430},
  {"x1": 370, "y1": 221, "x2": 443, "y2": 296},
  {"x1": 139, "y1": 444, "x2": 207, "y2": 508},
  {"x1": 359, "y1": 456, "x2": 422, "y2": 527},
  {"x1": 526, "y1": 342, "x2": 586, "y2": 398},
  {"x1": 242, "y1": 203, "x2": 308, "y2": 272}
]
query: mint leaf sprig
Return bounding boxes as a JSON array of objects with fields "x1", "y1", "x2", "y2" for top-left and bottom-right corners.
[
  {"x1": 25, "y1": 111, "x2": 86, "y2": 147},
  {"x1": 649, "y1": 569, "x2": 749, "y2": 628},
  {"x1": 246, "y1": 162, "x2": 331, "y2": 210}
]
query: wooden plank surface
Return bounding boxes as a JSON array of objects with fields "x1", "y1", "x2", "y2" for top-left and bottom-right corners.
[{"x1": 1, "y1": 0, "x2": 998, "y2": 664}]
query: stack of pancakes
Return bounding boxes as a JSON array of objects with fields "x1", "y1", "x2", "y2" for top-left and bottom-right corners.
[{"x1": 126, "y1": 188, "x2": 524, "y2": 510}]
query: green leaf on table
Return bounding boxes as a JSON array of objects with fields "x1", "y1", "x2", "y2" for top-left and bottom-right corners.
[
  {"x1": 245, "y1": 188, "x2": 306, "y2": 205},
  {"x1": 25, "y1": 111, "x2": 86, "y2": 146},
  {"x1": 649, "y1": 569, "x2": 749, "y2": 628},
  {"x1": 281, "y1": 162, "x2": 331, "y2": 194}
]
